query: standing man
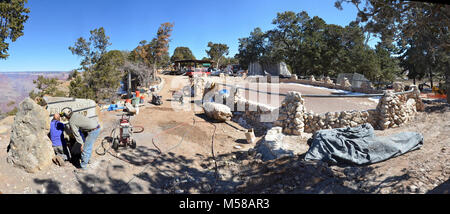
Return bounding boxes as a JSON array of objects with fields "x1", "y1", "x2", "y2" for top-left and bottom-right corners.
[{"x1": 61, "y1": 108, "x2": 101, "y2": 170}]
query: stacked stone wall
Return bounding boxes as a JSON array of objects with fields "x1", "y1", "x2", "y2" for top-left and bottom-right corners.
[{"x1": 273, "y1": 87, "x2": 421, "y2": 135}]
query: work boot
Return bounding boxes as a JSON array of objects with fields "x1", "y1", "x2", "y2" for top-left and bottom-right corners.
[{"x1": 53, "y1": 156, "x2": 65, "y2": 167}]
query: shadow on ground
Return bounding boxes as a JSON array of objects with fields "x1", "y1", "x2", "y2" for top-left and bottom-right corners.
[
  {"x1": 427, "y1": 178, "x2": 449, "y2": 194},
  {"x1": 32, "y1": 142, "x2": 430, "y2": 194}
]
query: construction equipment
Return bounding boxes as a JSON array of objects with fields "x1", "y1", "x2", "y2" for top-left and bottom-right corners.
[
  {"x1": 111, "y1": 113, "x2": 144, "y2": 151},
  {"x1": 151, "y1": 93, "x2": 163, "y2": 105}
]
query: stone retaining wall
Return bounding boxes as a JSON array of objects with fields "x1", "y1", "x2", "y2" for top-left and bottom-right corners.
[
  {"x1": 272, "y1": 91, "x2": 306, "y2": 135},
  {"x1": 302, "y1": 109, "x2": 379, "y2": 133},
  {"x1": 273, "y1": 87, "x2": 423, "y2": 135}
]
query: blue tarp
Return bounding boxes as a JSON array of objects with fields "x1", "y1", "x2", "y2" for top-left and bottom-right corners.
[{"x1": 107, "y1": 104, "x2": 124, "y2": 111}]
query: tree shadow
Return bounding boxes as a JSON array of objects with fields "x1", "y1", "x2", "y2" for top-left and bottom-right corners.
[
  {"x1": 215, "y1": 151, "x2": 422, "y2": 194},
  {"x1": 235, "y1": 139, "x2": 249, "y2": 144},
  {"x1": 32, "y1": 132, "x2": 424, "y2": 194},
  {"x1": 57, "y1": 144, "x2": 243, "y2": 194},
  {"x1": 115, "y1": 146, "x2": 160, "y2": 166},
  {"x1": 194, "y1": 113, "x2": 227, "y2": 124},
  {"x1": 424, "y1": 103, "x2": 450, "y2": 113},
  {"x1": 34, "y1": 178, "x2": 63, "y2": 194},
  {"x1": 427, "y1": 178, "x2": 449, "y2": 194}
]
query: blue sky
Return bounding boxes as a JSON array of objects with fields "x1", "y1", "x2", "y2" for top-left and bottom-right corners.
[{"x1": 0, "y1": 0, "x2": 371, "y2": 72}]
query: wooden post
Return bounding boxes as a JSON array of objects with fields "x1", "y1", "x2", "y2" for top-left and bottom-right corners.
[{"x1": 128, "y1": 71, "x2": 132, "y2": 98}]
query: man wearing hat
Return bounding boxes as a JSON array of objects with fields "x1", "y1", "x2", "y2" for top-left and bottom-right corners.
[{"x1": 61, "y1": 108, "x2": 101, "y2": 170}]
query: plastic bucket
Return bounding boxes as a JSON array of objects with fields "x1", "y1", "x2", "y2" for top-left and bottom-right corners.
[{"x1": 132, "y1": 97, "x2": 140, "y2": 105}]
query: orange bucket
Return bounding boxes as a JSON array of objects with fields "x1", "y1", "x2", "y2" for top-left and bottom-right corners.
[
  {"x1": 136, "y1": 91, "x2": 140, "y2": 97},
  {"x1": 126, "y1": 99, "x2": 131, "y2": 104}
]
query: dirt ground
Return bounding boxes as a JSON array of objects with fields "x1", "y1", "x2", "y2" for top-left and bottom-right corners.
[{"x1": 0, "y1": 75, "x2": 448, "y2": 194}]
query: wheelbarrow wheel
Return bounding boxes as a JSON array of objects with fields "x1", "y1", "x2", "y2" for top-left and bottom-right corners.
[
  {"x1": 130, "y1": 139, "x2": 137, "y2": 149},
  {"x1": 112, "y1": 138, "x2": 120, "y2": 151}
]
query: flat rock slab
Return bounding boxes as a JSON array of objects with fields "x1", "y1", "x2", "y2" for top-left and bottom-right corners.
[{"x1": 44, "y1": 96, "x2": 98, "y2": 124}]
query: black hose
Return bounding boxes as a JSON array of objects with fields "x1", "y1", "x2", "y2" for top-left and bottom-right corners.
[
  {"x1": 95, "y1": 125, "x2": 118, "y2": 156},
  {"x1": 133, "y1": 125, "x2": 145, "y2": 133},
  {"x1": 209, "y1": 122, "x2": 219, "y2": 193}
]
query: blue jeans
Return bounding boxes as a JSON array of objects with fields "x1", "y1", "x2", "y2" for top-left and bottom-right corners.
[
  {"x1": 80, "y1": 127, "x2": 101, "y2": 169},
  {"x1": 53, "y1": 145, "x2": 70, "y2": 161}
]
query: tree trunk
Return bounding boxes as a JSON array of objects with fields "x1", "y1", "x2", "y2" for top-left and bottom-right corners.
[
  {"x1": 430, "y1": 48, "x2": 436, "y2": 88},
  {"x1": 216, "y1": 57, "x2": 221, "y2": 70},
  {"x1": 153, "y1": 63, "x2": 157, "y2": 81},
  {"x1": 128, "y1": 71, "x2": 132, "y2": 98},
  {"x1": 429, "y1": 68, "x2": 433, "y2": 88},
  {"x1": 447, "y1": 73, "x2": 450, "y2": 103}
]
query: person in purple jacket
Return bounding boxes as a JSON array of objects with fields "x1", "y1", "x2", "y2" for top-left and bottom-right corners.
[{"x1": 50, "y1": 113, "x2": 70, "y2": 166}]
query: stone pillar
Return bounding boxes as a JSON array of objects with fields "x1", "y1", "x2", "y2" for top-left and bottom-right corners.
[
  {"x1": 376, "y1": 91, "x2": 395, "y2": 129},
  {"x1": 375, "y1": 90, "x2": 417, "y2": 129},
  {"x1": 340, "y1": 77, "x2": 352, "y2": 87},
  {"x1": 393, "y1": 82, "x2": 405, "y2": 92},
  {"x1": 408, "y1": 85, "x2": 425, "y2": 111},
  {"x1": 274, "y1": 91, "x2": 306, "y2": 135},
  {"x1": 324, "y1": 76, "x2": 333, "y2": 85},
  {"x1": 291, "y1": 74, "x2": 298, "y2": 80},
  {"x1": 310, "y1": 75, "x2": 316, "y2": 82}
]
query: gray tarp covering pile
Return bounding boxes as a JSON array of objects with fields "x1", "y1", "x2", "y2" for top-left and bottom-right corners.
[{"x1": 305, "y1": 123, "x2": 424, "y2": 165}]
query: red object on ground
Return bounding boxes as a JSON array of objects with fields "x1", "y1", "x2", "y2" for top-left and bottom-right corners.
[
  {"x1": 136, "y1": 91, "x2": 140, "y2": 97},
  {"x1": 126, "y1": 99, "x2": 131, "y2": 104},
  {"x1": 427, "y1": 93, "x2": 447, "y2": 99}
]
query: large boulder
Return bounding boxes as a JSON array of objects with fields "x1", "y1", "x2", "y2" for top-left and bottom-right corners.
[
  {"x1": 254, "y1": 127, "x2": 310, "y2": 161},
  {"x1": 257, "y1": 127, "x2": 290, "y2": 161},
  {"x1": 7, "y1": 98, "x2": 54, "y2": 173},
  {"x1": 203, "y1": 102, "x2": 232, "y2": 122}
]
